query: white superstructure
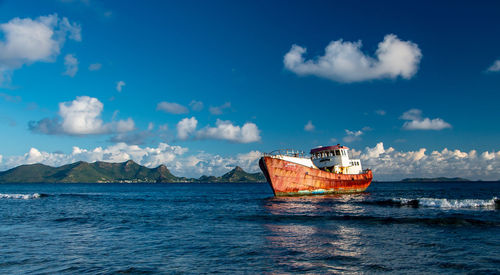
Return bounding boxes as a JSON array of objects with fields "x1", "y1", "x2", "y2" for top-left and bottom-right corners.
[
  {"x1": 310, "y1": 145, "x2": 363, "y2": 174},
  {"x1": 263, "y1": 145, "x2": 364, "y2": 175}
]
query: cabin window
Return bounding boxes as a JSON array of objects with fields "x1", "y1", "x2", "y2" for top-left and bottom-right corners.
[{"x1": 335, "y1": 150, "x2": 340, "y2": 156}]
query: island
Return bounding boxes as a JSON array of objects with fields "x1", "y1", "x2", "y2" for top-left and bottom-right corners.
[
  {"x1": 400, "y1": 177, "x2": 471, "y2": 183},
  {"x1": 0, "y1": 160, "x2": 266, "y2": 183}
]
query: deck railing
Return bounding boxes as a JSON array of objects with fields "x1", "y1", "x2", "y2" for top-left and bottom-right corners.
[{"x1": 263, "y1": 149, "x2": 308, "y2": 158}]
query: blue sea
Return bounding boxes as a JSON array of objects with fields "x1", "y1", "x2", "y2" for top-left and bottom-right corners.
[{"x1": 0, "y1": 182, "x2": 499, "y2": 274}]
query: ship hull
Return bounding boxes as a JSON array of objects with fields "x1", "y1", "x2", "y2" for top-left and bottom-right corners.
[{"x1": 259, "y1": 156, "x2": 372, "y2": 196}]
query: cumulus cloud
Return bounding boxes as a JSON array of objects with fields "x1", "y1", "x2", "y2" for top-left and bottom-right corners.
[
  {"x1": 29, "y1": 96, "x2": 135, "y2": 135},
  {"x1": 88, "y1": 63, "x2": 102, "y2": 71},
  {"x1": 401, "y1": 109, "x2": 451, "y2": 130},
  {"x1": 0, "y1": 14, "x2": 81, "y2": 83},
  {"x1": 284, "y1": 34, "x2": 422, "y2": 83},
  {"x1": 360, "y1": 142, "x2": 500, "y2": 181},
  {"x1": 176, "y1": 117, "x2": 198, "y2": 140},
  {"x1": 209, "y1": 102, "x2": 231, "y2": 115},
  {"x1": 197, "y1": 119, "x2": 261, "y2": 143},
  {"x1": 0, "y1": 143, "x2": 263, "y2": 178},
  {"x1": 343, "y1": 129, "x2": 363, "y2": 143},
  {"x1": 189, "y1": 100, "x2": 204, "y2": 111},
  {"x1": 157, "y1": 101, "x2": 189, "y2": 114},
  {"x1": 63, "y1": 54, "x2": 78, "y2": 77},
  {"x1": 116, "y1": 80, "x2": 125, "y2": 92},
  {"x1": 3, "y1": 141, "x2": 500, "y2": 180},
  {"x1": 486, "y1": 60, "x2": 500, "y2": 72},
  {"x1": 304, "y1": 120, "x2": 315, "y2": 131}
]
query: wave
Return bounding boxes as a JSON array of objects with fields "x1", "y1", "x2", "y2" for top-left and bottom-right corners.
[
  {"x1": 0, "y1": 193, "x2": 47, "y2": 200},
  {"x1": 364, "y1": 197, "x2": 499, "y2": 209}
]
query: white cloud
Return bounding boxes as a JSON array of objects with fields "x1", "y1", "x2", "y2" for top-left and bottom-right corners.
[
  {"x1": 401, "y1": 109, "x2": 451, "y2": 130},
  {"x1": 0, "y1": 14, "x2": 81, "y2": 83},
  {"x1": 400, "y1": 108, "x2": 421, "y2": 120},
  {"x1": 360, "y1": 142, "x2": 500, "y2": 181},
  {"x1": 487, "y1": 60, "x2": 500, "y2": 72},
  {"x1": 63, "y1": 54, "x2": 78, "y2": 77},
  {"x1": 403, "y1": 118, "x2": 451, "y2": 130},
  {"x1": 26, "y1": 148, "x2": 44, "y2": 164},
  {"x1": 209, "y1": 102, "x2": 231, "y2": 115},
  {"x1": 197, "y1": 119, "x2": 261, "y2": 143},
  {"x1": 176, "y1": 117, "x2": 198, "y2": 140},
  {"x1": 304, "y1": 120, "x2": 315, "y2": 132},
  {"x1": 284, "y1": 34, "x2": 422, "y2": 83},
  {"x1": 0, "y1": 143, "x2": 263, "y2": 178},
  {"x1": 88, "y1": 63, "x2": 102, "y2": 71},
  {"x1": 157, "y1": 101, "x2": 189, "y2": 114},
  {"x1": 29, "y1": 96, "x2": 135, "y2": 135},
  {"x1": 116, "y1": 80, "x2": 125, "y2": 92},
  {"x1": 174, "y1": 117, "x2": 261, "y2": 144},
  {"x1": 3, "y1": 141, "x2": 500, "y2": 181},
  {"x1": 375, "y1": 109, "x2": 386, "y2": 116},
  {"x1": 189, "y1": 100, "x2": 204, "y2": 111},
  {"x1": 343, "y1": 129, "x2": 363, "y2": 143}
]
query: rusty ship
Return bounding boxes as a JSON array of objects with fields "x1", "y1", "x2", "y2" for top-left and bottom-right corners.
[{"x1": 259, "y1": 144, "x2": 372, "y2": 196}]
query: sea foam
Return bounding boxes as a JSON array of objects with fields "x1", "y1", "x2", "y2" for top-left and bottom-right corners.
[
  {"x1": 0, "y1": 193, "x2": 42, "y2": 200},
  {"x1": 396, "y1": 197, "x2": 498, "y2": 208}
]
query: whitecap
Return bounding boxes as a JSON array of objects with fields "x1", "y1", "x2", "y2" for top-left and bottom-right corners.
[
  {"x1": 395, "y1": 197, "x2": 498, "y2": 208},
  {"x1": 0, "y1": 193, "x2": 42, "y2": 200}
]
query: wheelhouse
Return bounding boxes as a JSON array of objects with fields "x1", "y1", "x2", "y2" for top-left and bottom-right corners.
[{"x1": 310, "y1": 144, "x2": 363, "y2": 174}]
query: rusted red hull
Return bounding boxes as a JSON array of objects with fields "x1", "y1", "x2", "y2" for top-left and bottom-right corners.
[{"x1": 259, "y1": 156, "x2": 372, "y2": 196}]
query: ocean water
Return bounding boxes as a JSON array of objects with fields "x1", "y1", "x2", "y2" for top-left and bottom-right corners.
[{"x1": 0, "y1": 182, "x2": 499, "y2": 274}]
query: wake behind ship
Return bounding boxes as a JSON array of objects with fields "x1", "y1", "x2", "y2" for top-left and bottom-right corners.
[{"x1": 259, "y1": 144, "x2": 372, "y2": 196}]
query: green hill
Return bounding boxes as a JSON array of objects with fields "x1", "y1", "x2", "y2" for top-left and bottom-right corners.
[
  {"x1": 0, "y1": 161, "x2": 266, "y2": 183},
  {"x1": 198, "y1": 166, "x2": 266, "y2": 183},
  {"x1": 219, "y1": 166, "x2": 266, "y2": 182},
  {"x1": 0, "y1": 160, "x2": 183, "y2": 183}
]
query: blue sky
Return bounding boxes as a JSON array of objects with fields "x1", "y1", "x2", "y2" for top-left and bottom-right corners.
[{"x1": 0, "y1": 0, "x2": 500, "y2": 180}]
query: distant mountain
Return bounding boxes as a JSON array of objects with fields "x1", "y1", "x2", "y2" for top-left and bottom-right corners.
[
  {"x1": 400, "y1": 177, "x2": 471, "y2": 183},
  {"x1": 198, "y1": 166, "x2": 266, "y2": 183},
  {"x1": 0, "y1": 161, "x2": 266, "y2": 183}
]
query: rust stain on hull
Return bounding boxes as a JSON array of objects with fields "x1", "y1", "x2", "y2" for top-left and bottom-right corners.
[{"x1": 259, "y1": 156, "x2": 373, "y2": 196}]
